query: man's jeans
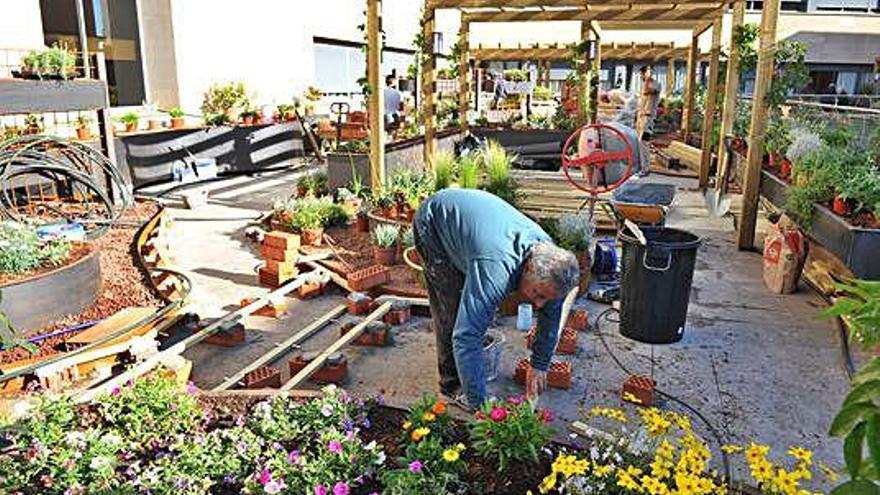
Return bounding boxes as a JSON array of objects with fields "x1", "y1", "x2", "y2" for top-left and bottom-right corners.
[{"x1": 414, "y1": 212, "x2": 471, "y2": 402}]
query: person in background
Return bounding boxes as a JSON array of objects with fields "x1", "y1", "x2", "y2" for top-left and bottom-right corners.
[
  {"x1": 635, "y1": 65, "x2": 660, "y2": 141},
  {"x1": 383, "y1": 74, "x2": 403, "y2": 130},
  {"x1": 414, "y1": 189, "x2": 579, "y2": 410}
]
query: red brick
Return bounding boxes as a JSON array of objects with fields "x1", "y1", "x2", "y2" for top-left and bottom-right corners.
[
  {"x1": 568, "y1": 309, "x2": 590, "y2": 332},
  {"x1": 341, "y1": 321, "x2": 389, "y2": 346},
  {"x1": 264, "y1": 259, "x2": 298, "y2": 277},
  {"x1": 547, "y1": 361, "x2": 572, "y2": 390},
  {"x1": 622, "y1": 374, "x2": 656, "y2": 407},
  {"x1": 263, "y1": 231, "x2": 300, "y2": 250},
  {"x1": 556, "y1": 328, "x2": 578, "y2": 355},
  {"x1": 346, "y1": 265, "x2": 390, "y2": 292},
  {"x1": 514, "y1": 357, "x2": 529, "y2": 384},
  {"x1": 259, "y1": 267, "x2": 295, "y2": 288},
  {"x1": 243, "y1": 366, "x2": 282, "y2": 389},
  {"x1": 240, "y1": 297, "x2": 287, "y2": 318},
  {"x1": 261, "y1": 244, "x2": 299, "y2": 263},
  {"x1": 288, "y1": 353, "x2": 348, "y2": 384},
  {"x1": 203, "y1": 323, "x2": 246, "y2": 347},
  {"x1": 296, "y1": 280, "x2": 325, "y2": 299},
  {"x1": 383, "y1": 304, "x2": 411, "y2": 326},
  {"x1": 346, "y1": 293, "x2": 373, "y2": 315}
]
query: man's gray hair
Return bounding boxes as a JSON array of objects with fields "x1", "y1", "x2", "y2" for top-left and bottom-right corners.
[{"x1": 527, "y1": 241, "x2": 580, "y2": 295}]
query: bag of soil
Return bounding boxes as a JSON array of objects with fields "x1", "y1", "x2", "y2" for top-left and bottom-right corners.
[{"x1": 762, "y1": 216, "x2": 808, "y2": 294}]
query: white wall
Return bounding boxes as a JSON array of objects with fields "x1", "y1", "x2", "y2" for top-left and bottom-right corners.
[{"x1": 0, "y1": 0, "x2": 45, "y2": 54}]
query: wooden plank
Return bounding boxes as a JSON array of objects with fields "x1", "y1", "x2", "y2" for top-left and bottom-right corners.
[
  {"x1": 437, "y1": 0, "x2": 722, "y2": 8},
  {"x1": 367, "y1": 0, "x2": 386, "y2": 188},
  {"x1": 213, "y1": 304, "x2": 347, "y2": 391},
  {"x1": 666, "y1": 57, "x2": 676, "y2": 98},
  {"x1": 0, "y1": 79, "x2": 108, "y2": 115},
  {"x1": 459, "y1": 20, "x2": 470, "y2": 132},
  {"x1": 280, "y1": 301, "x2": 393, "y2": 391},
  {"x1": 665, "y1": 140, "x2": 702, "y2": 171},
  {"x1": 422, "y1": 7, "x2": 437, "y2": 168},
  {"x1": 737, "y1": 0, "x2": 780, "y2": 250},
  {"x1": 715, "y1": 0, "x2": 744, "y2": 196},
  {"x1": 578, "y1": 22, "x2": 591, "y2": 125},
  {"x1": 698, "y1": 17, "x2": 723, "y2": 188},
  {"x1": 67, "y1": 307, "x2": 159, "y2": 346},
  {"x1": 681, "y1": 36, "x2": 699, "y2": 138}
]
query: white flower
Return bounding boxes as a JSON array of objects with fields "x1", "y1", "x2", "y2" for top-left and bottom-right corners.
[
  {"x1": 374, "y1": 451, "x2": 386, "y2": 465},
  {"x1": 65, "y1": 431, "x2": 86, "y2": 446},
  {"x1": 264, "y1": 480, "x2": 285, "y2": 494},
  {"x1": 320, "y1": 404, "x2": 334, "y2": 417},
  {"x1": 365, "y1": 440, "x2": 377, "y2": 451},
  {"x1": 89, "y1": 455, "x2": 112, "y2": 470},
  {"x1": 101, "y1": 432, "x2": 122, "y2": 446}
]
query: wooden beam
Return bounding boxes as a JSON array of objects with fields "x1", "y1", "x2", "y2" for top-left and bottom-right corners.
[
  {"x1": 437, "y1": 0, "x2": 723, "y2": 8},
  {"x1": 681, "y1": 36, "x2": 698, "y2": 137},
  {"x1": 471, "y1": 46, "x2": 571, "y2": 61},
  {"x1": 666, "y1": 57, "x2": 675, "y2": 97},
  {"x1": 738, "y1": 0, "x2": 780, "y2": 250},
  {"x1": 715, "y1": 0, "x2": 744, "y2": 195},
  {"x1": 469, "y1": 44, "x2": 691, "y2": 63},
  {"x1": 280, "y1": 301, "x2": 393, "y2": 391},
  {"x1": 422, "y1": 5, "x2": 436, "y2": 168},
  {"x1": 367, "y1": 0, "x2": 385, "y2": 188},
  {"x1": 698, "y1": 17, "x2": 722, "y2": 188},
  {"x1": 578, "y1": 21, "x2": 591, "y2": 125},
  {"x1": 459, "y1": 19, "x2": 470, "y2": 132},
  {"x1": 591, "y1": 36, "x2": 601, "y2": 122}
]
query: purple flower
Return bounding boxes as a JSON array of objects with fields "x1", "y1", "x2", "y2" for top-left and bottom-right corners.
[
  {"x1": 345, "y1": 430, "x2": 355, "y2": 442},
  {"x1": 409, "y1": 460, "x2": 423, "y2": 473},
  {"x1": 170, "y1": 403, "x2": 178, "y2": 411},
  {"x1": 288, "y1": 450, "x2": 301, "y2": 464},
  {"x1": 185, "y1": 382, "x2": 198, "y2": 394},
  {"x1": 272, "y1": 442, "x2": 283, "y2": 451},
  {"x1": 333, "y1": 482, "x2": 350, "y2": 495},
  {"x1": 362, "y1": 417, "x2": 371, "y2": 429},
  {"x1": 125, "y1": 378, "x2": 134, "y2": 387},
  {"x1": 321, "y1": 404, "x2": 334, "y2": 417},
  {"x1": 235, "y1": 415, "x2": 246, "y2": 427},
  {"x1": 111, "y1": 386, "x2": 121, "y2": 396},
  {"x1": 223, "y1": 474, "x2": 237, "y2": 484},
  {"x1": 236, "y1": 441, "x2": 248, "y2": 454},
  {"x1": 314, "y1": 485, "x2": 328, "y2": 495},
  {"x1": 258, "y1": 469, "x2": 272, "y2": 485},
  {"x1": 327, "y1": 440, "x2": 343, "y2": 454}
]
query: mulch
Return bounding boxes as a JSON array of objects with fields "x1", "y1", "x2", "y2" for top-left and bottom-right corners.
[
  {"x1": 0, "y1": 201, "x2": 162, "y2": 365},
  {"x1": 303, "y1": 223, "x2": 427, "y2": 298}
]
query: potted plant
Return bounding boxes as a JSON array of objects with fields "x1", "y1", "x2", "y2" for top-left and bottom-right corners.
[
  {"x1": 240, "y1": 108, "x2": 256, "y2": 126},
  {"x1": 74, "y1": 115, "x2": 92, "y2": 140},
  {"x1": 784, "y1": 127, "x2": 823, "y2": 182},
  {"x1": 148, "y1": 117, "x2": 163, "y2": 131},
  {"x1": 23, "y1": 114, "x2": 43, "y2": 135},
  {"x1": 556, "y1": 212, "x2": 595, "y2": 294},
  {"x1": 120, "y1": 112, "x2": 139, "y2": 133},
  {"x1": 372, "y1": 223, "x2": 400, "y2": 266},
  {"x1": 336, "y1": 187, "x2": 362, "y2": 218},
  {"x1": 356, "y1": 201, "x2": 371, "y2": 233},
  {"x1": 276, "y1": 103, "x2": 295, "y2": 122},
  {"x1": 765, "y1": 117, "x2": 791, "y2": 169},
  {"x1": 169, "y1": 107, "x2": 185, "y2": 129},
  {"x1": 375, "y1": 188, "x2": 396, "y2": 219},
  {"x1": 200, "y1": 82, "x2": 250, "y2": 126},
  {"x1": 297, "y1": 175, "x2": 314, "y2": 198},
  {"x1": 291, "y1": 200, "x2": 327, "y2": 246}
]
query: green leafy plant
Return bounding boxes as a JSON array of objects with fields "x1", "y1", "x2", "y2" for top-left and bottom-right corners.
[
  {"x1": 481, "y1": 140, "x2": 520, "y2": 205},
  {"x1": 201, "y1": 82, "x2": 251, "y2": 125},
  {"x1": 0, "y1": 222, "x2": 71, "y2": 274},
  {"x1": 402, "y1": 227, "x2": 415, "y2": 249},
  {"x1": 503, "y1": 69, "x2": 528, "y2": 82},
  {"x1": 276, "y1": 103, "x2": 295, "y2": 121},
  {"x1": 372, "y1": 223, "x2": 400, "y2": 248},
  {"x1": 823, "y1": 279, "x2": 880, "y2": 349},
  {"x1": 120, "y1": 112, "x2": 139, "y2": 126},
  {"x1": 786, "y1": 127, "x2": 824, "y2": 166},
  {"x1": 765, "y1": 116, "x2": 792, "y2": 156},
  {"x1": 733, "y1": 24, "x2": 759, "y2": 73},
  {"x1": 822, "y1": 125, "x2": 855, "y2": 148},
  {"x1": 21, "y1": 43, "x2": 77, "y2": 79},
  {"x1": 533, "y1": 86, "x2": 553, "y2": 101},
  {"x1": 168, "y1": 107, "x2": 184, "y2": 118},
  {"x1": 766, "y1": 40, "x2": 810, "y2": 112},
  {"x1": 468, "y1": 397, "x2": 554, "y2": 471},
  {"x1": 433, "y1": 151, "x2": 456, "y2": 190},
  {"x1": 556, "y1": 212, "x2": 595, "y2": 253},
  {"x1": 458, "y1": 154, "x2": 480, "y2": 189}
]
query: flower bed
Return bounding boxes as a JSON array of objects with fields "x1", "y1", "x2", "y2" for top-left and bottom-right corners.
[{"x1": 0, "y1": 373, "x2": 832, "y2": 494}]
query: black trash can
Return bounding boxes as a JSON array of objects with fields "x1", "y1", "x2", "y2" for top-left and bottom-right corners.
[{"x1": 619, "y1": 226, "x2": 701, "y2": 344}]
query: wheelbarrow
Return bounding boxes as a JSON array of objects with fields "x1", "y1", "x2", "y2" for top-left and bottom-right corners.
[{"x1": 607, "y1": 181, "x2": 676, "y2": 227}]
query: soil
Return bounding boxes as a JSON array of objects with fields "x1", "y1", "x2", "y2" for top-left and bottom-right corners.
[
  {"x1": 0, "y1": 201, "x2": 162, "y2": 366},
  {"x1": 0, "y1": 243, "x2": 94, "y2": 287},
  {"x1": 303, "y1": 223, "x2": 427, "y2": 298}
]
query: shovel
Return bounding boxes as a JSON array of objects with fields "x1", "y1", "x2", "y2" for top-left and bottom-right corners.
[{"x1": 704, "y1": 135, "x2": 734, "y2": 217}]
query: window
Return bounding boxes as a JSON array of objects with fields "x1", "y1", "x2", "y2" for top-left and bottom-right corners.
[
  {"x1": 40, "y1": 0, "x2": 146, "y2": 106},
  {"x1": 314, "y1": 43, "x2": 365, "y2": 94}
]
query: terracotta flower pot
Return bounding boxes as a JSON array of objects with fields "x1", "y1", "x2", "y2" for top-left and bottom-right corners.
[
  {"x1": 170, "y1": 117, "x2": 185, "y2": 129},
  {"x1": 148, "y1": 119, "x2": 162, "y2": 131},
  {"x1": 241, "y1": 115, "x2": 254, "y2": 126},
  {"x1": 832, "y1": 195, "x2": 850, "y2": 217},
  {"x1": 125, "y1": 122, "x2": 137, "y2": 133},
  {"x1": 768, "y1": 152, "x2": 777, "y2": 168},
  {"x1": 301, "y1": 228, "x2": 324, "y2": 246},
  {"x1": 297, "y1": 186, "x2": 309, "y2": 198},
  {"x1": 374, "y1": 246, "x2": 397, "y2": 266},
  {"x1": 779, "y1": 158, "x2": 792, "y2": 179},
  {"x1": 381, "y1": 205, "x2": 398, "y2": 219},
  {"x1": 76, "y1": 127, "x2": 90, "y2": 140},
  {"x1": 356, "y1": 213, "x2": 370, "y2": 233}
]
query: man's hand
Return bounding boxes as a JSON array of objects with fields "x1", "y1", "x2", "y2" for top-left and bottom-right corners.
[{"x1": 526, "y1": 364, "x2": 547, "y2": 400}]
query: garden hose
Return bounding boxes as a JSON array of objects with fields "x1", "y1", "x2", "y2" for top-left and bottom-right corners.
[{"x1": 592, "y1": 307, "x2": 733, "y2": 483}]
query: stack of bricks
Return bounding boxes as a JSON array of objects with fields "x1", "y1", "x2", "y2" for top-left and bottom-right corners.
[
  {"x1": 289, "y1": 351, "x2": 348, "y2": 384},
  {"x1": 513, "y1": 357, "x2": 572, "y2": 390},
  {"x1": 243, "y1": 366, "x2": 282, "y2": 389},
  {"x1": 526, "y1": 326, "x2": 578, "y2": 355},
  {"x1": 259, "y1": 231, "x2": 300, "y2": 288},
  {"x1": 622, "y1": 374, "x2": 656, "y2": 406}
]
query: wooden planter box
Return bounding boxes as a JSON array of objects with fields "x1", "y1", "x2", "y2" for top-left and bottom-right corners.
[
  {"x1": 471, "y1": 129, "x2": 571, "y2": 171},
  {"x1": 0, "y1": 79, "x2": 108, "y2": 115},
  {"x1": 759, "y1": 169, "x2": 880, "y2": 280}
]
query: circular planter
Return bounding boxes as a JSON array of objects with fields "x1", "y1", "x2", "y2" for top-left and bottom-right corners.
[
  {"x1": 0, "y1": 245, "x2": 101, "y2": 334},
  {"x1": 374, "y1": 246, "x2": 397, "y2": 266}
]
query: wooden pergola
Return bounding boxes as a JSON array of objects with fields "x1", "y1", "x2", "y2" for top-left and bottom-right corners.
[{"x1": 364, "y1": 0, "x2": 783, "y2": 250}]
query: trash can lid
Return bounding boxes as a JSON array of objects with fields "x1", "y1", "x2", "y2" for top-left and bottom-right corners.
[{"x1": 620, "y1": 225, "x2": 701, "y2": 250}]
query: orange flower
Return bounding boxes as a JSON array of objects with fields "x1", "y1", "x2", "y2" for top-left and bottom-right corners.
[{"x1": 432, "y1": 400, "x2": 447, "y2": 415}]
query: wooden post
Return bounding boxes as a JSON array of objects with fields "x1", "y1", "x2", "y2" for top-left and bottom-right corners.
[
  {"x1": 422, "y1": 6, "x2": 436, "y2": 169},
  {"x1": 475, "y1": 64, "x2": 481, "y2": 111},
  {"x1": 94, "y1": 51, "x2": 118, "y2": 202},
  {"x1": 715, "y1": 1, "x2": 745, "y2": 193},
  {"x1": 666, "y1": 58, "x2": 675, "y2": 97},
  {"x1": 738, "y1": 0, "x2": 781, "y2": 250},
  {"x1": 367, "y1": 0, "x2": 385, "y2": 188},
  {"x1": 681, "y1": 36, "x2": 698, "y2": 139},
  {"x1": 591, "y1": 37, "x2": 601, "y2": 123},
  {"x1": 578, "y1": 21, "x2": 591, "y2": 125},
  {"x1": 698, "y1": 18, "x2": 723, "y2": 188},
  {"x1": 458, "y1": 19, "x2": 469, "y2": 132}
]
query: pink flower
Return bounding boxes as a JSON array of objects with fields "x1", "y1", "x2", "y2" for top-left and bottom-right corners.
[
  {"x1": 506, "y1": 396, "x2": 522, "y2": 406},
  {"x1": 475, "y1": 411, "x2": 486, "y2": 420},
  {"x1": 409, "y1": 460, "x2": 423, "y2": 473},
  {"x1": 490, "y1": 406, "x2": 507, "y2": 423},
  {"x1": 111, "y1": 386, "x2": 121, "y2": 396},
  {"x1": 288, "y1": 450, "x2": 301, "y2": 464},
  {"x1": 258, "y1": 469, "x2": 272, "y2": 485},
  {"x1": 333, "y1": 482, "x2": 350, "y2": 495},
  {"x1": 327, "y1": 440, "x2": 343, "y2": 454},
  {"x1": 315, "y1": 485, "x2": 327, "y2": 495},
  {"x1": 541, "y1": 409, "x2": 555, "y2": 423},
  {"x1": 185, "y1": 382, "x2": 198, "y2": 394},
  {"x1": 264, "y1": 479, "x2": 285, "y2": 494}
]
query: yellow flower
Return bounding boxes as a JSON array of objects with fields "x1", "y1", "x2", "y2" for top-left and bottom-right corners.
[
  {"x1": 455, "y1": 443, "x2": 466, "y2": 451},
  {"x1": 641, "y1": 475, "x2": 671, "y2": 495},
  {"x1": 818, "y1": 461, "x2": 839, "y2": 483},
  {"x1": 721, "y1": 445, "x2": 743, "y2": 454},
  {"x1": 422, "y1": 412, "x2": 436, "y2": 422},
  {"x1": 616, "y1": 468, "x2": 641, "y2": 492},
  {"x1": 402, "y1": 421, "x2": 412, "y2": 430},
  {"x1": 593, "y1": 464, "x2": 613, "y2": 477},
  {"x1": 623, "y1": 391, "x2": 643, "y2": 404},
  {"x1": 411, "y1": 426, "x2": 430, "y2": 442},
  {"x1": 788, "y1": 447, "x2": 813, "y2": 466},
  {"x1": 589, "y1": 407, "x2": 628, "y2": 422},
  {"x1": 745, "y1": 443, "x2": 770, "y2": 465},
  {"x1": 750, "y1": 459, "x2": 774, "y2": 484},
  {"x1": 773, "y1": 468, "x2": 800, "y2": 495},
  {"x1": 538, "y1": 472, "x2": 557, "y2": 494},
  {"x1": 640, "y1": 408, "x2": 672, "y2": 436},
  {"x1": 442, "y1": 448, "x2": 460, "y2": 462}
]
